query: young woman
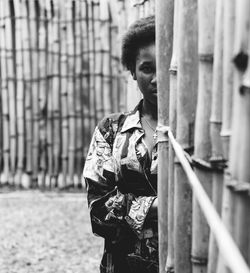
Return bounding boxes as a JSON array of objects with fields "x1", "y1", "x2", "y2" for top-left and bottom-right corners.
[{"x1": 83, "y1": 16, "x2": 158, "y2": 273}]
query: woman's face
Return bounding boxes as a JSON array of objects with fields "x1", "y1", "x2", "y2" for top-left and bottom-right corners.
[{"x1": 133, "y1": 42, "x2": 157, "y2": 105}]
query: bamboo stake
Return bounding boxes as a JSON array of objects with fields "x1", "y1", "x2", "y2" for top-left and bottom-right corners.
[
  {"x1": 207, "y1": 1, "x2": 224, "y2": 272},
  {"x1": 46, "y1": 0, "x2": 54, "y2": 188},
  {"x1": 74, "y1": 0, "x2": 84, "y2": 187},
  {"x1": 37, "y1": 1, "x2": 49, "y2": 188},
  {"x1": 88, "y1": 1, "x2": 96, "y2": 135},
  {"x1": 174, "y1": 0, "x2": 198, "y2": 272},
  {"x1": 192, "y1": 1, "x2": 215, "y2": 272},
  {"x1": 0, "y1": 0, "x2": 10, "y2": 185},
  {"x1": 51, "y1": 0, "x2": 61, "y2": 187},
  {"x1": 228, "y1": 0, "x2": 250, "y2": 265},
  {"x1": 80, "y1": 0, "x2": 91, "y2": 159},
  {"x1": 66, "y1": 0, "x2": 76, "y2": 187},
  {"x1": 166, "y1": 0, "x2": 178, "y2": 271},
  {"x1": 57, "y1": 0, "x2": 69, "y2": 188},
  {"x1": 155, "y1": 1, "x2": 174, "y2": 272},
  {"x1": 13, "y1": 0, "x2": 25, "y2": 187},
  {"x1": 216, "y1": 1, "x2": 236, "y2": 272},
  {"x1": 6, "y1": 0, "x2": 16, "y2": 185}
]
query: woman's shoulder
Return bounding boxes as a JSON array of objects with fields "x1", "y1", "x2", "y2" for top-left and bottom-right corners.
[{"x1": 97, "y1": 111, "x2": 128, "y2": 145}]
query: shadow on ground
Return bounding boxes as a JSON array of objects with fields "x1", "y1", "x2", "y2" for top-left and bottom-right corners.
[{"x1": 0, "y1": 191, "x2": 103, "y2": 273}]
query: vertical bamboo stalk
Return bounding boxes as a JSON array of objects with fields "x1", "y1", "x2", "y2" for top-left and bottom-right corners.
[
  {"x1": 74, "y1": 0, "x2": 84, "y2": 187},
  {"x1": 51, "y1": 0, "x2": 61, "y2": 187},
  {"x1": 229, "y1": 0, "x2": 250, "y2": 265},
  {"x1": 66, "y1": 0, "x2": 76, "y2": 187},
  {"x1": 166, "y1": 1, "x2": 178, "y2": 272},
  {"x1": 30, "y1": 0, "x2": 40, "y2": 187},
  {"x1": 174, "y1": 0, "x2": 198, "y2": 272},
  {"x1": 155, "y1": 1, "x2": 174, "y2": 272},
  {"x1": 192, "y1": 1, "x2": 215, "y2": 272},
  {"x1": 216, "y1": 1, "x2": 236, "y2": 272},
  {"x1": 100, "y1": 0, "x2": 112, "y2": 115},
  {"x1": 46, "y1": 0, "x2": 54, "y2": 188},
  {"x1": 57, "y1": 0, "x2": 69, "y2": 188},
  {"x1": 14, "y1": 0, "x2": 25, "y2": 187},
  {"x1": 207, "y1": 1, "x2": 224, "y2": 272},
  {"x1": 88, "y1": 1, "x2": 96, "y2": 135},
  {"x1": 80, "y1": 0, "x2": 91, "y2": 159},
  {"x1": 6, "y1": 0, "x2": 16, "y2": 185},
  {"x1": 0, "y1": 0, "x2": 10, "y2": 185},
  {"x1": 37, "y1": 1, "x2": 49, "y2": 188}
]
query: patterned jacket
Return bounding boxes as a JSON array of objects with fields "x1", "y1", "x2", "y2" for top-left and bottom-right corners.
[{"x1": 83, "y1": 101, "x2": 158, "y2": 273}]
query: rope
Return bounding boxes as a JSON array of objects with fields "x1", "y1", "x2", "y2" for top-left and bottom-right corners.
[{"x1": 157, "y1": 124, "x2": 250, "y2": 273}]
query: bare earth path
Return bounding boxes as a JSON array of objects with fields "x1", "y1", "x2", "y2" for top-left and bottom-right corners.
[{"x1": 0, "y1": 191, "x2": 103, "y2": 273}]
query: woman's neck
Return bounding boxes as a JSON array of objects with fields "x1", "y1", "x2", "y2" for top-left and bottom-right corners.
[{"x1": 142, "y1": 99, "x2": 158, "y2": 121}]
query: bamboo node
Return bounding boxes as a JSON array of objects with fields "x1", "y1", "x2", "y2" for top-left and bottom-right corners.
[
  {"x1": 226, "y1": 179, "x2": 250, "y2": 194},
  {"x1": 209, "y1": 156, "x2": 227, "y2": 172},
  {"x1": 191, "y1": 255, "x2": 208, "y2": 265},
  {"x1": 156, "y1": 124, "x2": 169, "y2": 143},
  {"x1": 199, "y1": 54, "x2": 213, "y2": 63},
  {"x1": 192, "y1": 157, "x2": 212, "y2": 171}
]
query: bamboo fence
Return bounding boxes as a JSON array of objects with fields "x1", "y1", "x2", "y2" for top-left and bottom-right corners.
[
  {"x1": 0, "y1": 0, "x2": 126, "y2": 189},
  {"x1": 1, "y1": 0, "x2": 250, "y2": 272}
]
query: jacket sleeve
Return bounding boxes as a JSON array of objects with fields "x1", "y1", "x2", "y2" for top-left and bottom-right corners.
[{"x1": 83, "y1": 124, "x2": 157, "y2": 240}]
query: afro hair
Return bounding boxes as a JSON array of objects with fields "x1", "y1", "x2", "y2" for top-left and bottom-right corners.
[{"x1": 121, "y1": 15, "x2": 155, "y2": 73}]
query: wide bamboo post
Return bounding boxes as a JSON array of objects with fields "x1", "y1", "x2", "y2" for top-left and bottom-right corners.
[
  {"x1": 207, "y1": 0, "x2": 224, "y2": 272},
  {"x1": 216, "y1": 1, "x2": 236, "y2": 272},
  {"x1": 192, "y1": 1, "x2": 215, "y2": 272},
  {"x1": 14, "y1": 0, "x2": 25, "y2": 187},
  {"x1": 0, "y1": 0, "x2": 10, "y2": 185},
  {"x1": 228, "y1": 0, "x2": 250, "y2": 265},
  {"x1": 166, "y1": 0, "x2": 178, "y2": 271},
  {"x1": 155, "y1": 1, "x2": 174, "y2": 272},
  {"x1": 6, "y1": 0, "x2": 16, "y2": 185},
  {"x1": 174, "y1": 0, "x2": 198, "y2": 272}
]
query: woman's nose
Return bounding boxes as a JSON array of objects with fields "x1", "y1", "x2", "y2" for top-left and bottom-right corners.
[{"x1": 151, "y1": 73, "x2": 157, "y2": 84}]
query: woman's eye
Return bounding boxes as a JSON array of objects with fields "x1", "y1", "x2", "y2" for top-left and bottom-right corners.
[{"x1": 141, "y1": 66, "x2": 153, "y2": 73}]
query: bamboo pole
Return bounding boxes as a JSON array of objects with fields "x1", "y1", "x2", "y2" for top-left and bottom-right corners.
[
  {"x1": 192, "y1": 1, "x2": 215, "y2": 272},
  {"x1": 228, "y1": 0, "x2": 250, "y2": 265},
  {"x1": 57, "y1": 0, "x2": 69, "y2": 188},
  {"x1": 216, "y1": 1, "x2": 236, "y2": 272},
  {"x1": 6, "y1": 0, "x2": 16, "y2": 185},
  {"x1": 166, "y1": 0, "x2": 178, "y2": 271},
  {"x1": 13, "y1": 0, "x2": 25, "y2": 187},
  {"x1": 79, "y1": 0, "x2": 91, "y2": 159},
  {"x1": 46, "y1": 0, "x2": 54, "y2": 188},
  {"x1": 87, "y1": 1, "x2": 96, "y2": 135},
  {"x1": 66, "y1": 0, "x2": 76, "y2": 187},
  {"x1": 51, "y1": 0, "x2": 61, "y2": 187},
  {"x1": 174, "y1": 0, "x2": 198, "y2": 272},
  {"x1": 37, "y1": 1, "x2": 49, "y2": 188},
  {"x1": 74, "y1": 0, "x2": 84, "y2": 187},
  {"x1": 207, "y1": 0, "x2": 224, "y2": 272},
  {"x1": 155, "y1": 1, "x2": 174, "y2": 272},
  {"x1": 0, "y1": 0, "x2": 10, "y2": 185}
]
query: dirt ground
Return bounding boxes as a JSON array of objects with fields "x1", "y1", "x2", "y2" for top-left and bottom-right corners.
[{"x1": 0, "y1": 190, "x2": 103, "y2": 273}]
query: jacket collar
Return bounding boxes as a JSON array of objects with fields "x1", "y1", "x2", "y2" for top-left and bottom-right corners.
[{"x1": 121, "y1": 100, "x2": 143, "y2": 133}]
